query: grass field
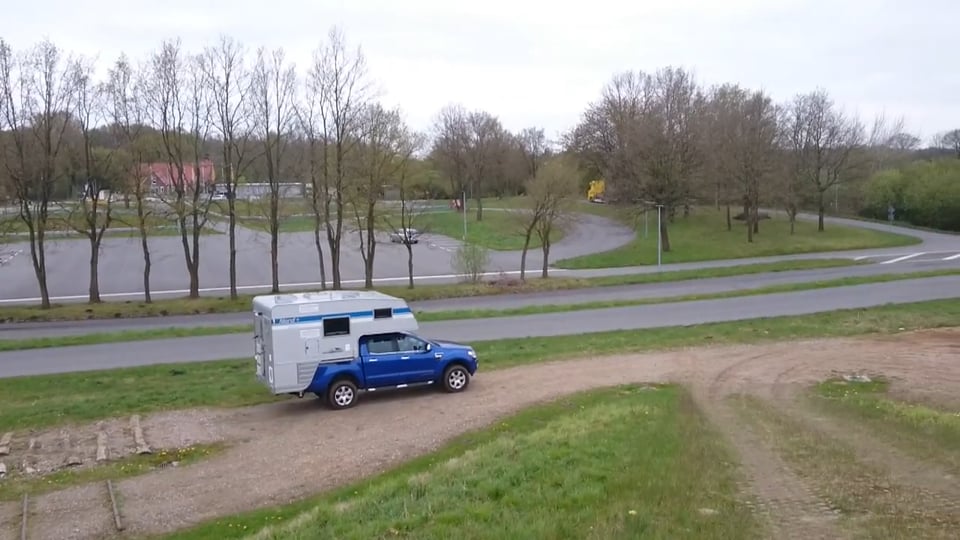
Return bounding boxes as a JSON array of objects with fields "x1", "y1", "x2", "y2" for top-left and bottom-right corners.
[
  {"x1": 1, "y1": 297, "x2": 958, "y2": 433},
  {"x1": 414, "y1": 208, "x2": 565, "y2": 250},
  {"x1": 170, "y1": 385, "x2": 762, "y2": 540},
  {"x1": 811, "y1": 377, "x2": 960, "y2": 469},
  {"x1": 4, "y1": 266, "x2": 956, "y2": 352},
  {"x1": 0, "y1": 258, "x2": 858, "y2": 323},
  {"x1": 554, "y1": 207, "x2": 921, "y2": 269}
]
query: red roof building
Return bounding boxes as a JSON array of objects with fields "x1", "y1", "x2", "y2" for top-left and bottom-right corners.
[{"x1": 139, "y1": 159, "x2": 217, "y2": 193}]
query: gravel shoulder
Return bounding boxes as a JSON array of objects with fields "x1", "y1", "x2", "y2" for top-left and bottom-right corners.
[{"x1": 0, "y1": 328, "x2": 957, "y2": 539}]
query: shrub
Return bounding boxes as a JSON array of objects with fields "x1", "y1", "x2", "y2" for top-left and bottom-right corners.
[{"x1": 452, "y1": 242, "x2": 490, "y2": 283}]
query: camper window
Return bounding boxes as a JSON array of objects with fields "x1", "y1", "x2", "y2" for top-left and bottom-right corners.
[
  {"x1": 373, "y1": 308, "x2": 392, "y2": 319},
  {"x1": 323, "y1": 316, "x2": 350, "y2": 336}
]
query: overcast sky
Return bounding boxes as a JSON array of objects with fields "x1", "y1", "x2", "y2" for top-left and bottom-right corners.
[{"x1": 2, "y1": 0, "x2": 956, "y2": 145}]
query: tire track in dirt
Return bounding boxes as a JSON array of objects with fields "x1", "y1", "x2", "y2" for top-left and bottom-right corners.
[{"x1": 6, "y1": 329, "x2": 960, "y2": 539}]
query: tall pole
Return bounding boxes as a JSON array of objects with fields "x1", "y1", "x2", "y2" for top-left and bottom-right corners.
[
  {"x1": 656, "y1": 205, "x2": 663, "y2": 270},
  {"x1": 644, "y1": 208, "x2": 648, "y2": 239},
  {"x1": 462, "y1": 190, "x2": 467, "y2": 241}
]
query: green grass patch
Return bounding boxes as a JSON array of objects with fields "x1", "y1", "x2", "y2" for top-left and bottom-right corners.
[
  {"x1": 1, "y1": 298, "x2": 958, "y2": 433},
  {"x1": 162, "y1": 385, "x2": 763, "y2": 540},
  {"x1": 0, "y1": 325, "x2": 252, "y2": 352},
  {"x1": 415, "y1": 209, "x2": 564, "y2": 250},
  {"x1": 812, "y1": 377, "x2": 960, "y2": 465},
  {"x1": 0, "y1": 442, "x2": 225, "y2": 502},
  {"x1": 732, "y1": 394, "x2": 960, "y2": 538},
  {"x1": 554, "y1": 207, "x2": 921, "y2": 269},
  {"x1": 0, "y1": 258, "x2": 858, "y2": 324}
]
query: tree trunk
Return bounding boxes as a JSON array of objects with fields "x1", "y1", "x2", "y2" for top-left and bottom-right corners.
[
  {"x1": 659, "y1": 217, "x2": 671, "y2": 253},
  {"x1": 27, "y1": 226, "x2": 51, "y2": 309},
  {"x1": 475, "y1": 196, "x2": 483, "y2": 222},
  {"x1": 228, "y1": 197, "x2": 238, "y2": 299},
  {"x1": 817, "y1": 191, "x2": 826, "y2": 231},
  {"x1": 519, "y1": 221, "x2": 536, "y2": 281},
  {"x1": 406, "y1": 244, "x2": 415, "y2": 289},
  {"x1": 270, "y1": 194, "x2": 280, "y2": 294},
  {"x1": 88, "y1": 234, "x2": 101, "y2": 303},
  {"x1": 190, "y1": 214, "x2": 201, "y2": 299},
  {"x1": 313, "y1": 221, "x2": 327, "y2": 290},
  {"x1": 137, "y1": 199, "x2": 152, "y2": 303},
  {"x1": 363, "y1": 202, "x2": 376, "y2": 289},
  {"x1": 746, "y1": 203, "x2": 754, "y2": 243},
  {"x1": 752, "y1": 203, "x2": 759, "y2": 235},
  {"x1": 725, "y1": 203, "x2": 732, "y2": 231},
  {"x1": 540, "y1": 234, "x2": 551, "y2": 278}
]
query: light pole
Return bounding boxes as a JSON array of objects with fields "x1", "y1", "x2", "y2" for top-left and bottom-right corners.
[
  {"x1": 656, "y1": 204, "x2": 664, "y2": 270},
  {"x1": 462, "y1": 190, "x2": 467, "y2": 241}
]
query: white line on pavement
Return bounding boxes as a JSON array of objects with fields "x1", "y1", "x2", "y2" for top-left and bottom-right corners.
[
  {"x1": 943, "y1": 253, "x2": 960, "y2": 261},
  {"x1": 0, "y1": 269, "x2": 570, "y2": 305},
  {"x1": 879, "y1": 252, "x2": 925, "y2": 264}
]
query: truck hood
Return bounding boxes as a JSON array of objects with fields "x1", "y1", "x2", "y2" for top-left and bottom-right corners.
[{"x1": 432, "y1": 339, "x2": 473, "y2": 350}]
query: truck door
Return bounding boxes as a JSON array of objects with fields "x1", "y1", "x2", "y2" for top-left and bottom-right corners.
[
  {"x1": 394, "y1": 333, "x2": 436, "y2": 382},
  {"x1": 362, "y1": 334, "x2": 409, "y2": 387}
]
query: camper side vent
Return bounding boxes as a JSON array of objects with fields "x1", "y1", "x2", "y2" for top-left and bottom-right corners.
[{"x1": 373, "y1": 308, "x2": 393, "y2": 319}]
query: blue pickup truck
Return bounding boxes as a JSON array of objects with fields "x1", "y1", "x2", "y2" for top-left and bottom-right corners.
[
  {"x1": 311, "y1": 331, "x2": 479, "y2": 409},
  {"x1": 253, "y1": 290, "x2": 479, "y2": 410}
]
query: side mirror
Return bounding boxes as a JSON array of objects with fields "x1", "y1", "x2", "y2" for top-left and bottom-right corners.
[{"x1": 425, "y1": 343, "x2": 432, "y2": 352}]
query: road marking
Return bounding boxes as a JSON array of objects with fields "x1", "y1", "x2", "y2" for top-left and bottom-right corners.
[
  {"x1": 943, "y1": 253, "x2": 960, "y2": 261},
  {"x1": 0, "y1": 269, "x2": 570, "y2": 305},
  {"x1": 879, "y1": 252, "x2": 925, "y2": 264}
]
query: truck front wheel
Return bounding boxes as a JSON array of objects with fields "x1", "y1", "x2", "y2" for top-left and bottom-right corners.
[
  {"x1": 442, "y1": 364, "x2": 470, "y2": 393},
  {"x1": 327, "y1": 379, "x2": 358, "y2": 410}
]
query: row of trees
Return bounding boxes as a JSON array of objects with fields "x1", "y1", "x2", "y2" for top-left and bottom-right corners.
[
  {"x1": 564, "y1": 67, "x2": 934, "y2": 251},
  {"x1": 0, "y1": 31, "x2": 556, "y2": 308},
  {"x1": 3, "y1": 34, "x2": 954, "y2": 309}
]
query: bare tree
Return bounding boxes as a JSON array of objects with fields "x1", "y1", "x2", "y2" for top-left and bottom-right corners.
[
  {"x1": 517, "y1": 126, "x2": 548, "y2": 180},
  {"x1": 430, "y1": 103, "x2": 470, "y2": 199},
  {"x1": 710, "y1": 84, "x2": 779, "y2": 242},
  {"x1": 464, "y1": 110, "x2": 501, "y2": 221},
  {"x1": 309, "y1": 26, "x2": 373, "y2": 289},
  {"x1": 0, "y1": 39, "x2": 76, "y2": 308},
  {"x1": 379, "y1": 130, "x2": 426, "y2": 289},
  {"x1": 528, "y1": 155, "x2": 579, "y2": 278},
  {"x1": 202, "y1": 35, "x2": 255, "y2": 299},
  {"x1": 783, "y1": 89, "x2": 865, "y2": 231},
  {"x1": 569, "y1": 67, "x2": 705, "y2": 252},
  {"x1": 348, "y1": 103, "x2": 409, "y2": 288},
  {"x1": 143, "y1": 39, "x2": 216, "y2": 298},
  {"x1": 296, "y1": 63, "x2": 328, "y2": 289},
  {"x1": 937, "y1": 129, "x2": 960, "y2": 158},
  {"x1": 62, "y1": 55, "x2": 117, "y2": 302},
  {"x1": 252, "y1": 46, "x2": 297, "y2": 293}
]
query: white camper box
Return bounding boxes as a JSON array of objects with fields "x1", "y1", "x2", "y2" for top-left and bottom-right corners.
[{"x1": 252, "y1": 290, "x2": 419, "y2": 394}]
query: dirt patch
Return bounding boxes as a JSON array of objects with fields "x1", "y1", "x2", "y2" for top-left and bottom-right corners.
[{"x1": 3, "y1": 328, "x2": 958, "y2": 539}]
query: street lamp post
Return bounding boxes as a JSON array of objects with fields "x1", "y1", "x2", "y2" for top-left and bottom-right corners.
[{"x1": 656, "y1": 204, "x2": 664, "y2": 270}]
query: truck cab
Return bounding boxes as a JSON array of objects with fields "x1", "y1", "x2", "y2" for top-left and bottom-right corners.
[{"x1": 308, "y1": 331, "x2": 479, "y2": 409}]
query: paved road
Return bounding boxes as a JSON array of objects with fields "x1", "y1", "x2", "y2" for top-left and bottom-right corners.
[
  {"x1": 0, "y1": 275, "x2": 956, "y2": 378},
  {"x1": 2, "y1": 206, "x2": 957, "y2": 304},
  {"x1": 2, "y1": 256, "x2": 957, "y2": 340},
  {"x1": 0, "y1": 208, "x2": 635, "y2": 302}
]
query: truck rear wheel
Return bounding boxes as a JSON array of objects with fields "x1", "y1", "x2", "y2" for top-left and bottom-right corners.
[
  {"x1": 327, "y1": 379, "x2": 358, "y2": 410},
  {"x1": 442, "y1": 364, "x2": 470, "y2": 393}
]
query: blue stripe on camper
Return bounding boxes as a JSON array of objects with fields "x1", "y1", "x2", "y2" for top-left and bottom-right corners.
[{"x1": 272, "y1": 306, "x2": 413, "y2": 326}]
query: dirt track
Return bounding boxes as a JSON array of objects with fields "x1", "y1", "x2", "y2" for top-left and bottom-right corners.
[{"x1": 1, "y1": 328, "x2": 958, "y2": 540}]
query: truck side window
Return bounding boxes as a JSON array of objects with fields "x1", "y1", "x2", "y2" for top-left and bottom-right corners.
[
  {"x1": 367, "y1": 334, "x2": 398, "y2": 354},
  {"x1": 323, "y1": 316, "x2": 350, "y2": 337},
  {"x1": 397, "y1": 334, "x2": 427, "y2": 353}
]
